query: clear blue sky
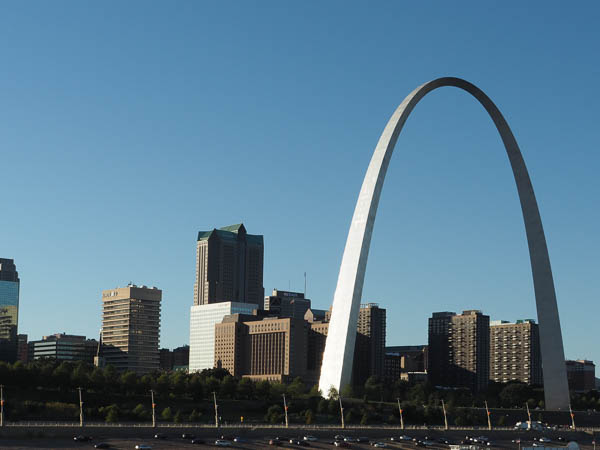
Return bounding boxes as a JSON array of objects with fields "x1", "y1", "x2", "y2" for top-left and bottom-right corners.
[{"x1": 2, "y1": 2, "x2": 599, "y2": 364}]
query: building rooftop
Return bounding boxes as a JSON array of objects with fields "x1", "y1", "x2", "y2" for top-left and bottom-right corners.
[{"x1": 197, "y1": 223, "x2": 263, "y2": 245}]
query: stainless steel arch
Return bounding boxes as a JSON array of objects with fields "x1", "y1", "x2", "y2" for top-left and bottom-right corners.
[{"x1": 318, "y1": 77, "x2": 569, "y2": 410}]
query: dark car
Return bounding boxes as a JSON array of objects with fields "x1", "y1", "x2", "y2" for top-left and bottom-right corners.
[
  {"x1": 182, "y1": 433, "x2": 196, "y2": 439},
  {"x1": 154, "y1": 433, "x2": 167, "y2": 440},
  {"x1": 415, "y1": 441, "x2": 427, "y2": 447},
  {"x1": 357, "y1": 437, "x2": 370, "y2": 443},
  {"x1": 74, "y1": 435, "x2": 92, "y2": 442},
  {"x1": 94, "y1": 444, "x2": 110, "y2": 449},
  {"x1": 269, "y1": 439, "x2": 283, "y2": 446},
  {"x1": 191, "y1": 438, "x2": 206, "y2": 445},
  {"x1": 334, "y1": 442, "x2": 351, "y2": 448}
]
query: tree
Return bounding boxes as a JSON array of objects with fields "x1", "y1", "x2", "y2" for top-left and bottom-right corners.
[
  {"x1": 188, "y1": 409, "x2": 201, "y2": 422},
  {"x1": 237, "y1": 377, "x2": 255, "y2": 399},
  {"x1": 265, "y1": 405, "x2": 283, "y2": 424},
  {"x1": 174, "y1": 410, "x2": 183, "y2": 423},
  {"x1": 305, "y1": 409, "x2": 314, "y2": 424},
  {"x1": 161, "y1": 407, "x2": 173, "y2": 422},
  {"x1": 104, "y1": 404, "x2": 119, "y2": 423},
  {"x1": 327, "y1": 386, "x2": 339, "y2": 400}
]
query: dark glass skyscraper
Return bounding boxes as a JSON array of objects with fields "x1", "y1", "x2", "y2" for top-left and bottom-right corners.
[
  {"x1": 0, "y1": 258, "x2": 20, "y2": 362},
  {"x1": 193, "y1": 224, "x2": 264, "y2": 306}
]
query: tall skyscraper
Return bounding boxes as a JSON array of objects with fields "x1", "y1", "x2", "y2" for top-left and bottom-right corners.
[
  {"x1": 490, "y1": 319, "x2": 542, "y2": 385},
  {"x1": 189, "y1": 301, "x2": 258, "y2": 372},
  {"x1": 193, "y1": 224, "x2": 264, "y2": 306},
  {"x1": 264, "y1": 289, "x2": 311, "y2": 319},
  {"x1": 428, "y1": 310, "x2": 490, "y2": 392},
  {"x1": 352, "y1": 303, "x2": 386, "y2": 386},
  {"x1": 101, "y1": 284, "x2": 161, "y2": 374},
  {"x1": 0, "y1": 258, "x2": 20, "y2": 362}
]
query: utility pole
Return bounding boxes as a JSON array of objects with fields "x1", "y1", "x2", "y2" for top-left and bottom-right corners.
[
  {"x1": 150, "y1": 390, "x2": 156, "y2": 428},
  {"x1": 338, "y1": 396, "x2": 345, "y2": 429},
  {"x1": 526, "y1": 402, "x2": 531, "y2": 428},
  {"x1": 397, "y1": 398, "x2": 404, "y2": 430},
  {"x1": 282, "y1": 394, "x2": 289, "y2": 428},
  {"x1": 213, "y1": 392, "x2": 219, "y2": 428},
  {"x1": 78, "y1": 387, "x2": 84, "y2": 427},
  {"x1": 0, "y1": 384, "x2": 4, "y2": 427},
  {"x1": 441, "y1": 399, "x2": 448, "y2": 430},
  {"x1": 569, "y1": 404, "x2": 576, "y2": 430},
  {"x1": 485, "y1": 400, "x2": 492, "y2": 431}
]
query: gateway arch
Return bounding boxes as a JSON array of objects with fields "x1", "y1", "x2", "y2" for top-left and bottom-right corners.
[{"x1": 318, "y1": 77, "x2": 570, "y2": 411}]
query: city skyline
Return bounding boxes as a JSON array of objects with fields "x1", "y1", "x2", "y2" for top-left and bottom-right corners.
[{"x1": 2, "y1": 2, "x2": 599, "y2": 364}]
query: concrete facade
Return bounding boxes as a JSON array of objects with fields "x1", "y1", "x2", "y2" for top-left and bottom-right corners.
[{"x1": 318, "y1": 77, "x2": 570, "y2": 410}]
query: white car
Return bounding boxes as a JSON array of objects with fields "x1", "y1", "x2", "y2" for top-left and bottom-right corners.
[
  {"x1": 398, "y1": 435, "x2": 413, "y2": 441},
  {"x1": 539, "y1": 437, "x2": 552, "y2": 443},
  {"x1": 373, "y1": 443, "x2": 387, "y2": 448},
  {"x1": 304, "y1": 435, "x2": 318, "y2": 441},
  {"x1": 215, "y1": 440, "x2": 232, "y2": 447}
]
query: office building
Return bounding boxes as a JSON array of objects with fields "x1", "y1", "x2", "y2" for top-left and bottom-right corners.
[
  {"x1": 490, "y1": 319, "x2": 542, "y2": 385},
  {"x1": 189, "y1": 301, "x2": 258, "y2": 372},
  {"x1": 193, "y1": 224, "x2": 264, "y2": 306},
  {"x1": 264, "y1": 289, "x2": 311, "y2": 319},
  {"x1": 28, "y1": 333, "x2": 97, "y2": 363},
  {"x1": 214, "y1": 315, "x2": 308, "y2": 382},
  {"x1": 428, "y1": 310, "x2": 490, "y2": 392},
  {"x1": 566, "y1": 360, "x2": 596, "y2": 392},
  {"x1": 384, "y1": 345, "x2": 428, "y2": 381},
  {"x1": 101, "y1": 284, "x2": 161, "y2": 374},
  {"x1": 0, "y1": 258, "x2": 19, "y2": 362},
  {"x1": 353, "y1": 303, "x2": 386, "y2": 385},
  {"x1": 17, "y1": 334, "x2": 28, "y2": 363}
]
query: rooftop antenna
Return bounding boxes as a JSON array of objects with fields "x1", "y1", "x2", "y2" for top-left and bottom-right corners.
[{"x1": 304, "y1": 272, "x2": 307, "y2": 297}]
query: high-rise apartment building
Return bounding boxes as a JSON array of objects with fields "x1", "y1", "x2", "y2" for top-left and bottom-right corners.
[
  {"x1": 28, "y1": 333, "x2": 98, "y2": 364},
  {"x1": 101, "y1": 284, "x2": 161, "y2": 374},
  {"x1": 0, "y1": 258, "x2": 20, "y2": 362},
  {"x1": 214, "y1": 315, "x2": 308, "y2": 382},
  {"x1": 428, "y1": 310, "x2": 490, "y2": 392},
  {"x1": 264, "y1": 289, "x2": 311, "y2": 319},
  {"x1": 189, "y1": 301, "x2": 258, "y2": 372},
  {"x1": 490, "y1": 319, "x2": 542, "y2": 385},
  {"x1": 353, "y1": 303, "x2": 386, "y2": 386},
  {"x1": 193, "y1": 224, "x2": 264, "y2": 306}
]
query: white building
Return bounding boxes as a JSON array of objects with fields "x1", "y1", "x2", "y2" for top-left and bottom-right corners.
[{"x1": 189, "y1": 302, "x2": 258, "y2": 372}]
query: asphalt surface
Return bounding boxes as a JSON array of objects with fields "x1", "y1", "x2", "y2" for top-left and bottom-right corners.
[{"x1": 0, "y1": 431, "x2": 597, "y2": 450}]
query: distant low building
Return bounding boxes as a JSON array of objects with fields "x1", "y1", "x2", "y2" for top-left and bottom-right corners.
[
  {"x1": 384, "y1": 345, "x2": 428, "y2": 382},
  {"x1": 159, "y1": 345, "x2": 190, "y2": 371},
  {"x1": 566, "y1": 359, "x2": 595, "y2": 392},
  {"x1": 28, "y1": 333, "x2": 97, "y2": 364},
  {"x1": 264, "y1": 289, "x2": 311, "y2": 319}
]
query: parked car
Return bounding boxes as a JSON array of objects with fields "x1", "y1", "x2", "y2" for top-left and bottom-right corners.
[
  {"x1": 269, "y1": 439, "x2": 283, "y2": 446},
  {"x1": 334, "y1": 442, "x2": 351, "y2": 448}
]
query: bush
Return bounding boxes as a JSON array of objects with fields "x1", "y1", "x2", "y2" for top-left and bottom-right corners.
[{"x1": 161, "y1": 407, "x2": 173, "y2": 422}]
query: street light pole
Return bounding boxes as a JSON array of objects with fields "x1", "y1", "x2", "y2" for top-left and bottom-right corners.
[
  {"x1": 282, "y1": 394, "x2": 289, "y2": 428},
  {"x1": 150, "y1": 390, "x2": 156, "y2": 428},
  {"x1": 0, "y1": 384, "x2": 4, "y2": 427},
  {"x1": 78, "y1": 387, "x2": 84, "y2": 427},
  {"x1": 397, "y1": 398, "x2": 404, "y2": 430},
  {"x1": 569, "y1": 404, "x2": 576, "y2": 430},
  {"x1": 339, "y1": 396, "x2": 345, "y2": 429},
  {"x1": 485, "y1": 400, "x2": 492, "y2": 431},
  {"x1": 526, "y1": 402, "x2": 531, "y2": 429},
  {"x1": 213, "y1": 392, "x2": 219, "y2": 428},
  {"x1": 441, "y1": 399, "x2": 448, "y2": 430}
]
